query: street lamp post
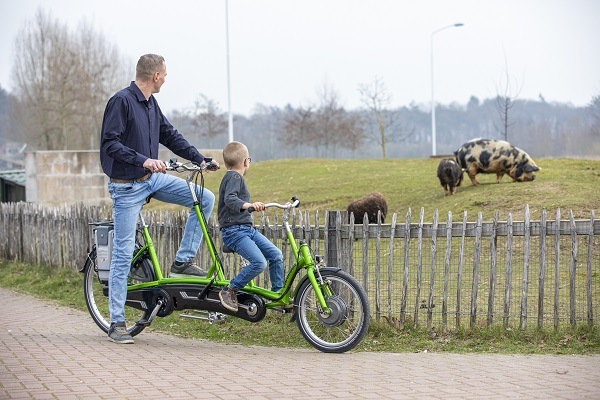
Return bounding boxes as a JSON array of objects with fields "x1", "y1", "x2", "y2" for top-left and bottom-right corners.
[
  {"x1": 430, "y1": 23, "x2": 464, "y2": 156},
  {"x1": 225, "y1": 0, "x2": 234, "y2": 142}
]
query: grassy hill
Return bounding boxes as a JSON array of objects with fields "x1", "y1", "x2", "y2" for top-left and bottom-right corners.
[{"x1": 150, "y1": 158, "x2": 600, "y2": 221}]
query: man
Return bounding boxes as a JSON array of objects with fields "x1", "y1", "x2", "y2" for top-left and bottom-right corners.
[{"x1": 100, "y1": 54, "x2": 217, "y2": 344}]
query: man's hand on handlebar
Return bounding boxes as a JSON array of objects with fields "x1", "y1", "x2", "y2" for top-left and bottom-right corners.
[
  {"x1": 144, "y1": 158, "x2": 166, "y2": 173},
  {"x1": 203, "y1": 160, "x2": 220, "y2": 172},
  {"x1": 199, "y1": 156, "x2": 220, "y2": 172}
]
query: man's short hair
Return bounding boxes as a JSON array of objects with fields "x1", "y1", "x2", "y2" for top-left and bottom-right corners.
[{"x1": 136, "y1": 54, "x2": 165, "y2": 81}]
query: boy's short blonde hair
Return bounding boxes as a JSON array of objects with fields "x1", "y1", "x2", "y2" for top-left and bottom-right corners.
[{"x1": 223, "y1": 141, "x2": 248, "y2": 169}]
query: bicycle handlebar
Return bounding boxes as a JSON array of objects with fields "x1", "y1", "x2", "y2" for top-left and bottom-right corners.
[
  {"x1": 248, "y1": 196, "x2": 300, "y2": 213},
  {"x1": 164, "y1": 157, "x2": 220, "y2": 173}
]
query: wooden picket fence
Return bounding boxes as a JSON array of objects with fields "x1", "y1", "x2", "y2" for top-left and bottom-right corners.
[{"x1": 0, "y1": 202, "x2": 598, "y2": 331}]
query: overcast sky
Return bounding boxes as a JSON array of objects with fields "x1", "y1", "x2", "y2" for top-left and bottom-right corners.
[{"x1": 1, "y1": 0, "x2": 599, "y2": 116}]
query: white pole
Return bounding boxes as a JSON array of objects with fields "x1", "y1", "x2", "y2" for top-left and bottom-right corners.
[
  {"x1": 225, "y1": 0, "x2": 233, "y2": 142},
  {"x1": 430, "y1": 23, "x2": 464, "y2": 156}
]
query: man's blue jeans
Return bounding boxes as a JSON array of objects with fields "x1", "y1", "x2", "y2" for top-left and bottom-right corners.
[
  {"x1": 107, "y1": 173, "x2": 215, "y2": 323},
  {"x1": 220, "y1": 225, "x2": 284, "y2": 292}
]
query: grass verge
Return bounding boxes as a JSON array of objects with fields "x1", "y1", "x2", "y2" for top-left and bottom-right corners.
[{"x1": 1, "y1": 260, "x2": 598, "y2": 354}]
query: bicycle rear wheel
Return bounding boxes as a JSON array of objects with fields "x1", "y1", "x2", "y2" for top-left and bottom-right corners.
[
  {"x1": 82, "y1": 248, "x2": 150, "y2": 336},
  {"x1": 295, "y1": 269, "x2": 370, "y2": 353}
]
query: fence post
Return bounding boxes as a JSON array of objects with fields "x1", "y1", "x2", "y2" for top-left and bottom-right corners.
[
  {"x1": 470, "y1": 212, "x2": 483, "y2": 328},
  {"x1": 400, "y1": 208, "x2": 411, "y2": 327},
  {"x1": 348, "y1": 213, "x2": 355, "y2": 277},
  {"x1": 325, "y1": 210, "x2": 347, "y2": 268},
  {"x1": 335, "y1": 211, "x2": 343, "y2": 270},
  {"x1": 456, "y1": 210, "x2": 467, "y2": 328},
  {"x1": 375, "y1": 211, "x2": 382, "y2": 321},
  {"x1": 569, "y1": 210, "x2": 578, "y2": 326},
  {"x1": 487, "y1": 212, "x2": 499, "y2": 327},
  {"x1": 538, "y1": 209, "x2": 547, "y2": 329},
  {"x1": 503, "y1": 213, "x2": 514, "y2": 329},
  {"x1": 442, "y1": 211, "x2": 452, "y2": 331},
  {"x1": 520, "y1": 205, "x2": 531, "y2": 329},
  {"x1": 362, "y1": 212, "x2": 370, "y2": 298},
  {"x1": 414, "y1": 207, "x2": 424, "y2": 327},
  {"x1": 387, "y1": 212, "x2": 397, "y2": 319},
  {"x1": 554, "y1": 208, "x2": 561, "y2": 330},
  {"x1": 587, "y1": 210, "x2": 595, "y2": 327},
  {"x1": 427, "y1": 209, "x2": 439, "y2": 330}
]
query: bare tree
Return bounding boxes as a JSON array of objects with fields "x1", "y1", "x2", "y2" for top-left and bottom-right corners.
[
  {"x1": 358, "y1": 77, "x2": 395, "y2": 158},
  {"x1": 495, "y1": 55, "x2": 523, "y2": 141},
  {"x1": 313, "y1": 83, "x2": 363, "y2": 157},
  {"x1": 590, "y1": 94, "x2": 600, "y2": 137},
  {"x1": 281, "y1": 106, "x2": 317, "y2": 152},
  {"x1": 281, "y1": 84, "x2": 362, "y2": 157},
  {"x1": 11, "y1": 8, "x2": 130, "y2": 150},
  {"x1": 75, "y1": 20, "x2": 132, "y2": 149},
  {"x1": 189, "y1": 94, "x2": 227, "y2": 148}
]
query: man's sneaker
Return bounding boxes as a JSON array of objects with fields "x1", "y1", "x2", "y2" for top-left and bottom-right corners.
[
  {"x1": 170, "y1": 260, "x2": 207, "y2": 278},
  {"x1": 219, "y1": 285, "x2": 239, "y2": 312},
  {"x1": 108, "y1": 322, "x2": 134, "y2": 344}
]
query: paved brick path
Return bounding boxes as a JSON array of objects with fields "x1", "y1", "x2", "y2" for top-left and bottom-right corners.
[{"x1": 1, "y1": 287, "x2": 599, "y2": 399}]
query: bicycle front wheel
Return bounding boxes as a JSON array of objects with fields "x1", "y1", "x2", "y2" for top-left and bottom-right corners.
[
  {"x1": 295, "y1": 269, "x2": 370, "y2": 353},
  {"x1": 82, "y1": 248, "x2": 150, "y2": 336}
]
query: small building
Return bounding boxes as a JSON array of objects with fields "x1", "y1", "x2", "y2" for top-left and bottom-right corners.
[{"x1": 0, "y1": 170, "x2": 26, "y2": 202}]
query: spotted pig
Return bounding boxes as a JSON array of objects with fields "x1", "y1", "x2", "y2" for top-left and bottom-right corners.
[
  {"x1": 454, "y1": 139, "x2": 540, "y2": 186},
  {"x1": 437, "y1": 158, "x2": 464, "y2": 195}
]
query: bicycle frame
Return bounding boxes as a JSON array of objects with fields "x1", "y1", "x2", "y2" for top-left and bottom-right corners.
[{"x1": 127, "y1": 163, "x2": 331, "y2": 313}]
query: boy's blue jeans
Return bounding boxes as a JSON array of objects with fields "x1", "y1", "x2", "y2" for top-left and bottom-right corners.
[
  {"x1": 107, "y1": 173, "x2": 215, "y2": 324},
  {"x1": 220, "y1": 225, "x2": 284, "y2": 292}
]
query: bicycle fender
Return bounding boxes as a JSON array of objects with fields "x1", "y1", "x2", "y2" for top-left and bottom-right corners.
[{"x1": 79, "y1": 248, "x2": 96, "y2": 273}]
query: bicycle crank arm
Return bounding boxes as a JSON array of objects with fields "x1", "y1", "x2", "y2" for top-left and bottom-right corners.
[{"x1": 135, "y1": 298, "x2": 165, "y2": 327}]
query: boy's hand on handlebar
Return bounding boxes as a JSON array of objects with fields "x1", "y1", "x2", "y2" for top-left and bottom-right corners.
[
  {"x1": 144, "y1": 158, "x2": 166, "y2": 173},
  {"x1": 246, "y1": 202, "x2": 265, "y2": 212}
]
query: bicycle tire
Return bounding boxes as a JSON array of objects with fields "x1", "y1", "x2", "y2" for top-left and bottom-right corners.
[
  {"x1": 295, "y1": 269, "x2": 370, "y2": 353},
  {"x1": 82, "y1": 248, "x2": 150, "y2": 336}
]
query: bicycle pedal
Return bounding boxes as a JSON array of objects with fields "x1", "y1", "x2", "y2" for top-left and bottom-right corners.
[
  {"x1": 135, "y1": 319, "x2": 151, "y2": 327},
  {"x1": 180, "y1": 311, "x2": 226, "y2": 324}
]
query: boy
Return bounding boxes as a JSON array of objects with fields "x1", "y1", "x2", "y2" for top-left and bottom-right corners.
[{"x1": 217, "y1": 141, "x2": 284, "y2": 312}]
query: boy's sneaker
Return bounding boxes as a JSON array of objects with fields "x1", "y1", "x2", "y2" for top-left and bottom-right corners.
[
  {"x1": 219, "y1": 285, "x2": 239, "y2": 312},
  {"x1": 170, "y1": 261, "x2": 207, "y2": 278},
  {"x1": 108, "y1": 322, "x2": 134, "y2": 344}
]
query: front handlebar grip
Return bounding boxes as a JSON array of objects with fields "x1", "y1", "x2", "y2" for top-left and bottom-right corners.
[{"x1": 291, "y1": 196, "x2": 300, "y2": 207}]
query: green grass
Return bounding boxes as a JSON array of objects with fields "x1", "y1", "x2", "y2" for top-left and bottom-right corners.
[
  {"x1": 151, "y1": 157, "x2": 600, "y2": 220},
  {"x1": 1, "y1": 260, "x2": 598, "y2": 354}
]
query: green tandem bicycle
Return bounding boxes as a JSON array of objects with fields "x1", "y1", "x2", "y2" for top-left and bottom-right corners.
[{"x1": 81, "y1": 159, "x2": 370, "y2": 353}]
